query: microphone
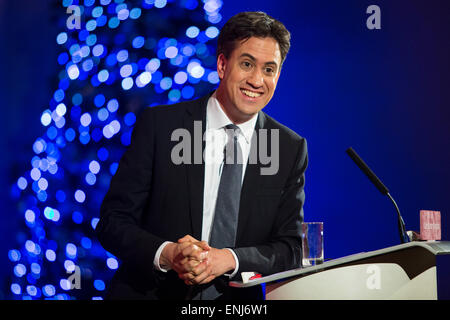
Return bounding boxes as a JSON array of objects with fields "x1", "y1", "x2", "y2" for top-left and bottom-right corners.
[{"x1": 346, "y1": 147, "x2": 409, "y2": 244}]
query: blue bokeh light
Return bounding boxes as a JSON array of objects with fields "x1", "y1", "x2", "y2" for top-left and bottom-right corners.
[
  {"x1": 136, "y1": 71, "x2": 152, "y2": 87},
  {"x1": 91, "y1": 218, "x2": 99, "y2": 230},
  {"x1": 116, "y1": 49, "x2": 129, "y2": 62},
  {"x1": 81, "y1": 237, "x2": 92, "y2": 249},
  {"x1": 106, "y1": 257, "x2": 119, "y2": 270},
  {"x1": 66, "y1": 243, "x2": 77, "y2": 259},
  {"x1": 14, "y1": 264, "x2": 26, "y2": 278},
  {"x1": 80, "y1": 113, "x2": 92, "y2": 127},
  {"x1": 41, "y1": 110, "x2": 52, "y2": 127},
  {"x1": 43, "y1": 285, "x2": 56, "y2": 297},
  {"x1": 56, "y1": 32, "x2": 68, "y2": 45},
  {"x1": 31, "y1": 262, "x2": 41, "y2": 275},
  {"x1": 124, "y1": 113, "x2": 136, "y2": 126},
  {"x1": 72, "y1": 211, "x2": 83, "y2": 224},
  {"x1": 8, "y1": 249, "x2": 21, "y2": 262},
  {"x1": 121, "y1": 77, "x2": 133, "y2": 90},
  {"x1": 65, "y1": 128, "x2": 76, "y2": 142},
  {"x1": 129, "y1": 8, "x2": 142, "y2": 19},
  {"x1": 106, "y1": 99, "x2": 119, "y2": 113},
  {"x1": 120, "y1": 64, "x2": 133, "y2": 78},
  {"x1": 30, "y1": 168, "x2": 41, "y2": 181},
  {"x1": 11, "y1": 283, "x2": 21, "y2": 295},
  {"x1": 98, "y1": 69, "x2": 110, "y2": 83},
  {"x1": 17, "y1": 177, "x2": 28, "y2": 190},
  {"x1": 186, "y1": 26, "x2": 200, "y2": 38},
  {"x1": 205, "y1": 26, "x2": 219, "y2": 38},
  {"x1": 74, "y1": 189, "x2": 86, "y2": 203},
  {"x1": 45, "y1": 249, "x2": 56, "y2": 262},
  {"x1": 67, "y1": 65, "x2": 80, "y2": 80},
  {"x1": 132, "y1": 36, "x2": 145, "y2": 49},
  {"x1": 165, "y1": 46, "x2": 178, "y2": 58},
  {"x1": 25, "y1": 209, "x2": 35, "y2": 224},
  {"x1": 56, "y1": 190, "x2": 66, "y2": 202},
  {"x1": 97, "y1": 108, "x2": 109, "y2": 121},
  {"x1": 94, "y1": 279, "x2": 105, "y2": 291},
  {"x1": 89, "y1": 160, "x2": 100, "y2": 174},
  {"x1": 93, "y1": 44, "x2": 105, "y2": 57},
  {"x1": 97, "y1": 147, "x2": 109, "y2": 161}
]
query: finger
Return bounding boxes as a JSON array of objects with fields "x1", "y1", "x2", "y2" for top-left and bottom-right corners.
[
  {"x1": 181, "y1": 244, "x2": 206, "y2": 261},
  {"x1": 197, "y1": 241, "x2": 212, "y2": 251},
  {"x1": 183, "y1": 276, "x2": 196, "y2": 286},
  {"x1": 177, "y1": 236, "x2": 211, "y2": 253},
  {"x1": 181, "y1": 244, "x2": 199, "y2": 258},
  {"x1": 198, "y1": 274, "x2": 215, "y2": 285},
  {"x1": 174, "y1": 256, "x2": 200, "y2": 274},
  {"x1": 184, "y1": 242, "x2": 210, "y2": 261},
  {"x1": 173, "y1": 242, "x2": 200, "y2": 262},
  {"x1": 184, "y1": 258, "x2": 201, "y2": 272},
  {"x1": 177, "y1": 241, "x2": 197, "y2": 252},
  {"x1": 178, "y1": 260, "x2": 209, "y2": 285},
  {"x1": 190, "y1": 259, "x2": 208, "y2": 277},
  {"x1": 191, "y1": 265, "x2": 213, "y2": 285},
  {"x1": 172, "y1": 249, "x2": 190, "y2": 267},
  {"x1": 178, "y1": 235, "x2": 198, "y2": 243},
  {"x1": 195, "y1": 264, "x2": 215, "y2": 285},
  {"x1": 179, "y1": 270, "x2": 196, "y2": 282}
]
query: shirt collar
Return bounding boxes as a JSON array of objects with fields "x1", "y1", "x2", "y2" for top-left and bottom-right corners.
[{"x1": 206, "y1": 92, "x2": 258, "y2": 144}]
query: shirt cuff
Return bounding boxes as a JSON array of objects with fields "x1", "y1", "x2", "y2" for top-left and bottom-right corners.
[
  {"x1": 224, "y1": 248, "x2": 239, "y2": 278},
  {"x1": 153, "y1": 241, "x2": 173, "y2": 272}
]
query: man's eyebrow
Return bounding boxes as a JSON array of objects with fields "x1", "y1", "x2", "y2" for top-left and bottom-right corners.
[{"x1": 239, "y1": 53, "x2": 278, "y2": 67}]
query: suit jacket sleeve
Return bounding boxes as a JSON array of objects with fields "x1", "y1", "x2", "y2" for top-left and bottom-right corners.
[
  {"x1": 233, "y1": 137, "x2": 308, "y2": 276},
  {"x1": 95, "y1": 108, "x2": 165, "y2": 277}
]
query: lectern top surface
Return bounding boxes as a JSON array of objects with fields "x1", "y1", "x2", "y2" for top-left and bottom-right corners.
[{"x1": 229, "y1": 241, "x2": 450, "y2": 288}]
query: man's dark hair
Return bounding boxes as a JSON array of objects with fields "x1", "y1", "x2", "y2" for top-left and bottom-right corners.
[{"x1": 217, "y1": 11, "x2": 291, "y2": 65}]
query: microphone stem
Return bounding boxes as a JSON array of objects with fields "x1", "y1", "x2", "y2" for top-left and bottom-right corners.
[{"x1": 387, "y1": 193, "x2": 408, "y2": 244}]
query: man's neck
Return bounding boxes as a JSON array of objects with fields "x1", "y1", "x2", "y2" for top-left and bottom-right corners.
[{"x1": 214, "y1": 89, "x2": 255, "y2": 125}]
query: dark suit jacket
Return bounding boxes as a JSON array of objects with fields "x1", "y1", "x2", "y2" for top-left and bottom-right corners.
[{"x1": 96, "y1": 93, "x2": 308, "y2": 300}]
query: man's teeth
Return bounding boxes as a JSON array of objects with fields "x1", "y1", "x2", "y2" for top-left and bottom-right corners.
[{"x1": 241, "y1": 89, "x2": 261, "y2": 98}]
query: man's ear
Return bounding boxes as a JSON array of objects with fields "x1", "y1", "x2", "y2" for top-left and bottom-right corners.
[{"x1": 216, "y1": 53, "x2": 227, "y2": 80}]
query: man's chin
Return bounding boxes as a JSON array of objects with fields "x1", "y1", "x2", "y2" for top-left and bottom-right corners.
[
  {"x1": 231, "y1": 109, "x2": 261, "y2": 124},
  {"x1": 237, "y1": 103, "x2": 265, "y2": 117}
]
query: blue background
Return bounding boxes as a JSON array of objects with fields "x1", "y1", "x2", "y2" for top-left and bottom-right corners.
[{"x1": 1, "y1": 0, "x2": 449, "y2": 297}]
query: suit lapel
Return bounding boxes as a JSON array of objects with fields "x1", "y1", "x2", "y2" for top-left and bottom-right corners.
[
  {"x1": 184, "y1": 94, "x2": 209, "y2": 240},
  {"x1": 236, "y1": 111, "x2": 266, "y2": 244}
]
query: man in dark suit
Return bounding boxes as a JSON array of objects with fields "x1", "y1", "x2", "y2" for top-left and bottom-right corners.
[{"x1": 96, "y1": 11, "x2": 308, "y2": 300}]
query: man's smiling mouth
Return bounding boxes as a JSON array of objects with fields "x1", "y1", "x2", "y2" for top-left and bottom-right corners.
[{"x1": 241, "y1": 88, "x2": 263, "y2": 98}]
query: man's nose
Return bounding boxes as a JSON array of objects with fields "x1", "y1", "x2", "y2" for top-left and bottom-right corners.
[{"x1": 247, "y1": 69, "x2": 264, "y2": 88}]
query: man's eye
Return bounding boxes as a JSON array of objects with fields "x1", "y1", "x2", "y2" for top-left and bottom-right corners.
[
  {"x1": 241, "y1": 61, "x2": 252, "y2": 69},
  {"x1": 264, "y1": 67, "x2": 275, "y2": 74}
]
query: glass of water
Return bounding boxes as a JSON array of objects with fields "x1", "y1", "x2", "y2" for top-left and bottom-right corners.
[{"x1": 301, "y1": 222, "x2": 324, "y2": 267}]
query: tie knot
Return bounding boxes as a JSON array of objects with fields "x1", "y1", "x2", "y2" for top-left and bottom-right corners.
[
  {"x1": 224, "y1": 124, "x2": 240, "y2": 139},
  {"x1": 222, "y1": 124, "x2": 242, "y2": 165},
  {"x1": 224, "y1": 123, "x2": 239, "y2": 131}
]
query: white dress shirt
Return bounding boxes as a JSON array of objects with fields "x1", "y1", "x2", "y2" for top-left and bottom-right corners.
[{"x1": 153, "y1": 93, "x2": 258, "y2": 278}]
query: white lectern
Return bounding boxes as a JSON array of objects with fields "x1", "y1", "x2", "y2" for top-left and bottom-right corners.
[{"x1": 230, "y1": 241, "x2": 450, "y2": 300}]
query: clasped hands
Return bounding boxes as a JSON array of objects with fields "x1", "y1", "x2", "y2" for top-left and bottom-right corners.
[{"x1": 160, "y1": 235, "x2": 236, "y2": 285}]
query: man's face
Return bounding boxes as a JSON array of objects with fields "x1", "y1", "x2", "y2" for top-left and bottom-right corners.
[{"x1": 216, "y1": 36, "x2": 282, "y2": 124}]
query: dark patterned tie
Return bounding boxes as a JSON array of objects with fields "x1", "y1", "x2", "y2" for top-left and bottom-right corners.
[
  {"x1": 209, "y1": 124, "x2": 243, "y2": 248},
  {"x1": 200, "y1": 124, "x2": 243, "y2": 300}
]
